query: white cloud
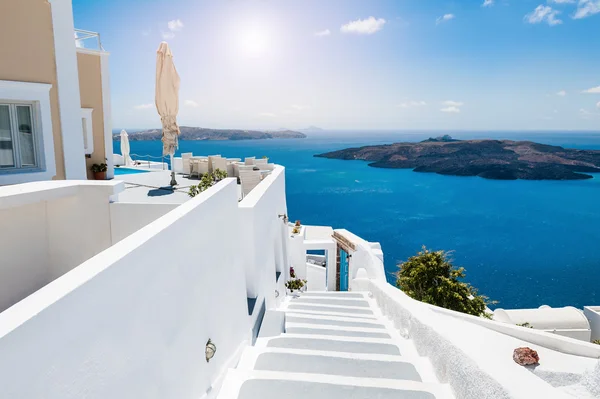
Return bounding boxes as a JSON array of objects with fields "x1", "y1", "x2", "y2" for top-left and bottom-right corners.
[
  {"x1": 259, "y1": 112, "x2": 276, "y2": 118},
  {"x1": 314, "y1": 29, "x2": 331, "y2": 37},
  {"x1": 134, "y1": 103, "x2": 154, "y2": 110},
  {"x1": 162, "y1": 19, "x2": 183, "y2": 40},
  {"x1": 168, "y1": 19, "x2": 184, "y2": 32},
  {"x1": 399, "y1": 100, "x2": 427, "y2": 108},
  {"x1": 291, "y1": 104, "x2": 310, "y2": 111},
  {"x1": 341, "y1": 17, "x2": 386, "y2": 35},
  {"x1": 524, "y1": 5, "x2": 563, "y2": 26},
  {"x1": 443, "y1": 100, "x2": 464, "y2": 107},
  {"x1": 556, "y1": 90, "x2": 567, "y2": 96},
  {"x1": 582, "y1": 86, "x2": 600, "y2": 93},
  {"x1": 436, "y1": 14, "x2": 455, "y2": 25},
  {"x1": 184, "y1": 100, "x2": 199, "y2": 108},
  {"x1": 482, "y1": 0, "x2": 494, "y2": 7},
  {"x1": 441, "y1": 106, "x2": 461, "y2": 113},
  {"x1": 573, "y1": 0, "x2": 600, "y2": 19},
  {"x1": 549, "y1": 0, "x2": 575, "y2": 3}
]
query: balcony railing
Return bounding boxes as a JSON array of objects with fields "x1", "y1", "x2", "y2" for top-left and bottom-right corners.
[{"x1": 74, "y1": 29, "x2": 104, "y2": 51}]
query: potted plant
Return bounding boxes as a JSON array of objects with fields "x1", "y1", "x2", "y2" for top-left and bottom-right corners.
[
  {"x1": 285, "y1": 267, "x2": 307, "y2": 296},
  {"x1": 91, "y1": 163, "x2": 107, "y2": 180}
]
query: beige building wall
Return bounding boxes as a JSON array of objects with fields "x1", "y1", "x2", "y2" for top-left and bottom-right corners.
[
  {"x1": 77, "y1": 52, "x2": 106, "y2": 179},
  {"x1": 0, "y1": 0, "x2": 65, "y2": 179}
]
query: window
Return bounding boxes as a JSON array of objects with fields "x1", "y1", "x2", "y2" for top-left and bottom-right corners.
[
  {"x1": 81, "y1": 108, "x2": 94, "y2": 155},
  {"x1": 0, "y1": 103, "x2": 38, "y2": 170}
]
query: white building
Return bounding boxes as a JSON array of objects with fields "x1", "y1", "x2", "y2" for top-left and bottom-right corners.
[{"x1": 1, "y1": 1, "x2": 600, "y2": 398}]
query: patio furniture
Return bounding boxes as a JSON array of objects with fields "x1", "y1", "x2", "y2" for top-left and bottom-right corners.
[
  {"x1": 211, "y1": 156, "x2": 228, "y2": 175},
  {"x1": 239, "y1": 169, "x2": 262, "y2": 197},
  {"x1": 181, "y1": 152, "x2": 193, "y2": 176},
  {"x1": 190, "y1": 158, "x2": 209, "y2": 177}
]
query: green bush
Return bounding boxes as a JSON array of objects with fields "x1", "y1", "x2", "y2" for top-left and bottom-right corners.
[
  {"x1": 188, "y1": 170, "x2": 229, "y2": 198},
  {"x1": 396, "y1": 246, "x2": 493, "y2": 317}
]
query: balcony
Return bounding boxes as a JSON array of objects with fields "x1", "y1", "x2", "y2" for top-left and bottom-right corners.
[{"x1": 74, "y1": 29, "x2": 104, "y2": 52}]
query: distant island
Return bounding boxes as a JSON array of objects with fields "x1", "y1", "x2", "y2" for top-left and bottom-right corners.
[
  {"x1": 113, "y1": 126, "x2": 306, "y2": 141},
  {"x1": 300, "y1": 126, "x2": 325, "y2": 132},
  {"x1": 315, "y1": 136, "x2": 600, "y2": 180}
]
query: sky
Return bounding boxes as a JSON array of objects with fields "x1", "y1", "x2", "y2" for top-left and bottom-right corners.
[{"x1": 72, "y1": 0, "x2": 600, "y2": 131}]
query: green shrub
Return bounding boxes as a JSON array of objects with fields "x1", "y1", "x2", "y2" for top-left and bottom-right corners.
[{"x1": 396, "y1": 246, "x2": 493, "y2": 317}]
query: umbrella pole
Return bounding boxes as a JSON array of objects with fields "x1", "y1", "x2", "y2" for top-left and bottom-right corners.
[{"x1": 169, "y1": 153, "x2": 177, "y2": 187}]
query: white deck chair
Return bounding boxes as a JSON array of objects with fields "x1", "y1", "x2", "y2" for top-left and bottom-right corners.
[
  {"x1": 182, "y1": 153, "x2": 193, "y2": 176},
  {"x1": 239, "y1": 169, "x2": 262, "y2": 197},
  {"x1": 212, "y1": 157, "x2": 228, "y2": 175}
]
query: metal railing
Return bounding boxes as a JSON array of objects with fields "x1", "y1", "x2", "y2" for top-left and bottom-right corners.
[
  {"x1": 129, "y1": 153, "x2": 168, "y2": 170},
  {"x1": 74, "y1": 29, "x2": 104, "y2": 51}
]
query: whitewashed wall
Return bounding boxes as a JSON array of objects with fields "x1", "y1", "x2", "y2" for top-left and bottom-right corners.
[
  {"x1": 306, "y1": 263, "x2": 326, "y2": 291},
  {"x1": 238, "y1": 166, "x2": 290, "y2": 311},
  {"x1": 110, "y1": 202, "x2": 178, "y2": 244},
  {"x1": 0, "y1": 179, "x2": 252, "y2": 399},
  {"x1": 0, "y1": 181, "x2": 121, "y2": 313}
]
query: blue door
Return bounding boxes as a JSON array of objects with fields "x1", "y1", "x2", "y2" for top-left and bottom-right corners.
[{"x1": 339, "y1": 249, "x2": 349, "y2": 291}]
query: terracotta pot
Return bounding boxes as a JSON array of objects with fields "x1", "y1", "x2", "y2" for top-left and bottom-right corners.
[{"x1": 93, "y1": 171, "x2": 106, "y2": 180}]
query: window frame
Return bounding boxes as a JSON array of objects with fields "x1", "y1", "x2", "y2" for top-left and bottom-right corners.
[
  {"x1": 0, "y1": 102, "x2": 40, "y2": 171},
  {"x1": 81, "y1": 108, "x2": 94, "y2": 155},
  {"x1": 0, "y1": 80, "x2": 55, "y2": 185}
]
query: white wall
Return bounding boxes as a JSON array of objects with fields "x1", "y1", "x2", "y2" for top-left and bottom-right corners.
[
  {"x1": 288, "y1": 225, "x2": 307, "y2": 280},
  {"x1": 0, "y1": 181, "x2": 122, "y2": 312},
  {"x1": 238, "y1": 166, "x2": 290, "y2": 312},
  {"x1": 306, "y1": 264, "x2": 326, "y2": 291},
  {"x1": 110, "y1": 202, "x2": 178, "y2": 244},
  {"x1": 0, "y1": 179, "x2": 253, "y2": 399}
]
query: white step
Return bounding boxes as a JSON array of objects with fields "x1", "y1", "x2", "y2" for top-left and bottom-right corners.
[
  {"x1": 217, "y1": 369, "x2": 454, "y2": 399},
  {"x1": 236, "y1": 346, "x2": 440, "y2": 383}
]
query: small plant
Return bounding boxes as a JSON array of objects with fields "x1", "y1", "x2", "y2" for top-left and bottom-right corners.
[
  {"x1": 213, "y1": 168, "x2": 228, "y2": 181},
  {"x1": 91, "y1": 163, "x2": 107, "y2": 173},
  {"x1": 294, "y1": 220, "x2": 301, "y2": 227},
  {"x1": 292, "y1": 227, "x2": 300, "y2": 234},
  {"x1": 262, "y1": 155, "x2": 268, "y2": 159},
  {"x1": 516, "y1": 322, "x2": 533, "y2": 329},
  {"x1": 286, "y1": 267, "x2": 307, "y2": 292},
  {"x1": 592, "y1": 340, "x2": 600, "y2": 345},
  {"x1": 188, "y1": 170, "x2": 228, "y2": 198}
]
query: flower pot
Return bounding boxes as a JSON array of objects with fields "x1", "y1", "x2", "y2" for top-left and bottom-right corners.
[{"x1": 93, "y1": 171, "x2": 106, "y2": 180}]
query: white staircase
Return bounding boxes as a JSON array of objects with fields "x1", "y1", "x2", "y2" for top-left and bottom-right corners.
[{"x1": 218, "y1": 292, "x2": 454, "y2": 399}]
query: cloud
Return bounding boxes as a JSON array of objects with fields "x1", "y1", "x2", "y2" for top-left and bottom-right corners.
[
  {"x1": 524, "y1": 5, "x2": 563, "y2": 26},
  {"x1": 134, "y1": 103, "x2": 154, "y2": 110},
  {"x1": 441, "y1": 106, "x2": 461, "y2": 113},
  {"x1": 162, "y1": 19, "x2": 184, "y2": 40},
  {"x1": 259, "y1": 112, "x2": 276, "y2": 118},
  {"x1": 314, "y1": 29, "x2": 331, "y2": 37},
  {"x1": 582, "y1": 86, "x2": 600, "y2": 93},
  {"x1": 436, "y1": 14, "x2": 455, "y2": 25},
  {"x1": 482, "y1": 0, "x2": 494, "y2": 7},
  {"x1": 184, "y1": 100, "x2": 199, "y2": 108},
  {"x1": 440, "y1": 100, "x2": 464, "y2": 113},
  {"x1": 556, "y1": 90, "x2": 567, "y2": 96},
  {"x1": 549, "y1": 0, "x2": 575, "y2": 3},
  {"x1": 291, "y1": 104, "x2": 310, "y2": 111},
  {"x1": 442, "y1": 100, "x2": 464, "y2": 107},
  {"x1": 168, "y1": 19, "x2": 184, "y2": 32},
  {"x1": 399, "y1": 100, "x2": 427, "y2": 108},
  {"x1": 573, "y1": 0, "x2": 600, "y2": 19},
  {"x1": 341, "y1": 17, "x2": 386, "y2": 35}
]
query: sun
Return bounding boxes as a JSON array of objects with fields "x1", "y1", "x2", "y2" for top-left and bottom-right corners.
[{"x1": 238, "y1": 28, "x2": 268, "y2": 58}]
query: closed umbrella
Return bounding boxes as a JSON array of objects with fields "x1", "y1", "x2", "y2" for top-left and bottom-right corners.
[
  {"x1": 120, "y1": 129, "x2": 131, "y2": 166},
  {"x1": 155, "y1": 41, "x2": 180, "y2": 186}
]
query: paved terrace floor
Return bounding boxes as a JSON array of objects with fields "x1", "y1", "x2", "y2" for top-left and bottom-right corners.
[{"x1": 113, "y1": 170, "x2": 242, "y2": 204}]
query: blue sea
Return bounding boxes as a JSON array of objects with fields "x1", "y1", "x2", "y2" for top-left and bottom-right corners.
[{"x1": 115, "y1": 131, "x2": 600, "y2": 310}]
